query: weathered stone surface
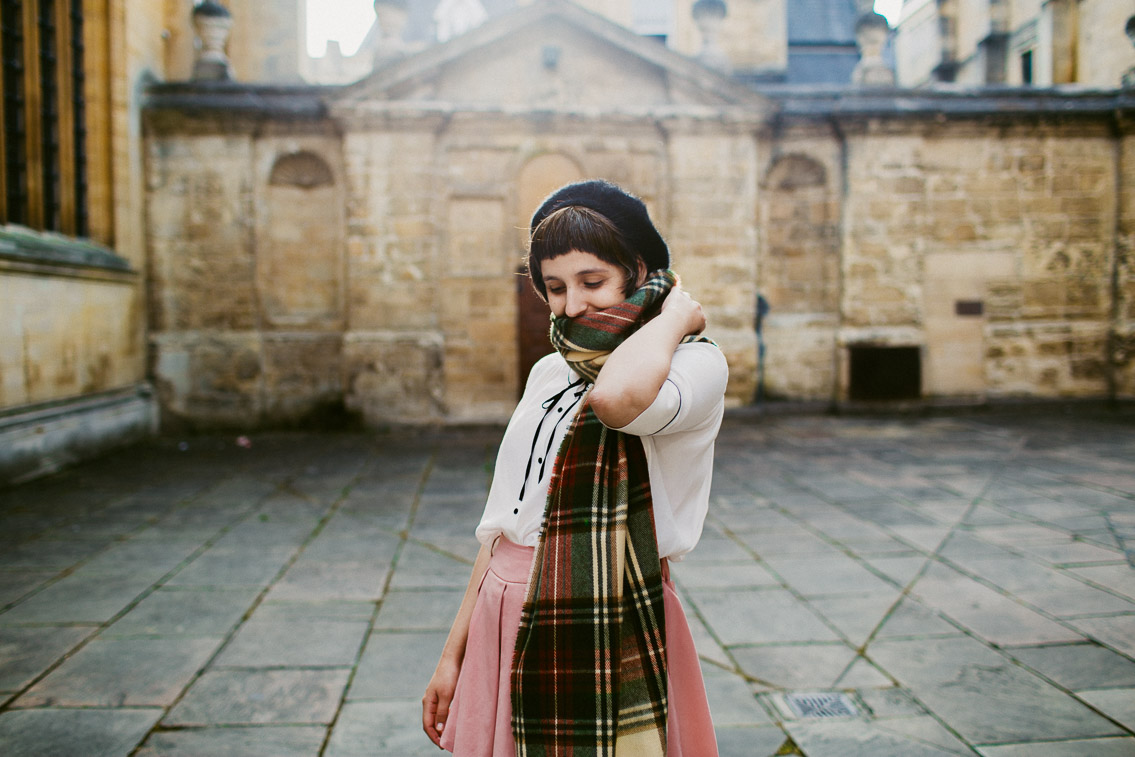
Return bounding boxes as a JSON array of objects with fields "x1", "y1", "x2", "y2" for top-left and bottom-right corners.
[
  {"x1": 1010, "y1": 644, "x2": 1135, "y2": 691},
  {"x1": 0, "y1": 708, "x2": 161, "y2": 757},
  {"x1": 324, "y1": 699, "x2": 439, "y2": 757},
  {"x1": 977, "y1": 737, "x2": 1135, "y2": 757},
  {"x1": 214, "y1": 614, "x2": 369, "y2": 667},
  {"x1": 104, "y1": 587, "x2": 259, "y2": 637},
  {"x1": 688, "y1": 588, "x2": 841, "y2": 646},
  {"x1": 349, "y1": 631, "x2": 447, "y2": 700},
  {"x1": 786, "y1": 717, "x2": 973, "y2": 757},
  {"x1": 135, "y1": 726, "x2": 327, "y2": 757},
  {"x1": 18, "y1": 637, "x2": 220, "y2": 707},
  {"x1": 0, "y1": 569, "x2": 154, "y2": 624},
  {"x1": 165, "y1": 669, "x2": 350, "y2": 725},
  {"x1": 373, "y1": 589, "x2": 465, "y2": 631},
  {"x1": 870, "y1": 636, "x2": 1123, "y2": 744},
  {"x1": 0, "y1": 626, "x2": 93, "y2": 692},
  {"x1": 731, "y1": 643, "x2": 859, "y2": 689}
]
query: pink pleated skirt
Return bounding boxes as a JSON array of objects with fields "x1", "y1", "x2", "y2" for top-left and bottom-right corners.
[{"x1": 440, "y1": 538, "x2": 719, "y2": 757}]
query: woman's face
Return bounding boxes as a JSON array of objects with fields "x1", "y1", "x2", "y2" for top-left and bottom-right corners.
[{"x1": 540, "y1": 249, "x2": 639, "y2": 319}]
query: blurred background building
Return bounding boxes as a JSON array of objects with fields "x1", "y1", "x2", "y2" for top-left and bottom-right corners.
[{"x1": 3, "y1": 0, "x2": 1134, "y2": 483}]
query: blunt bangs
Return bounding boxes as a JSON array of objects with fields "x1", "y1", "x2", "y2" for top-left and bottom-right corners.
[{"x1": 526, "y1": 206, "x2": 637, "y2": 300}]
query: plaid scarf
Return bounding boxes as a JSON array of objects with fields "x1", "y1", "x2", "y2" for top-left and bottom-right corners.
[{"x1": 512, "y1": 270, "x2": 707, "y2": 756}]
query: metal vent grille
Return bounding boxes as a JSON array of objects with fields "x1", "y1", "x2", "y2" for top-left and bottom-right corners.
[{"x1": 783, "y1": 692, "x2": 858, "y2": 719}]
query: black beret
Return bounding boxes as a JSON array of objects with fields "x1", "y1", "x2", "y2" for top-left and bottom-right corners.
[{"x1": 529, "y1": 180, "x2": 670, "y2": 272}]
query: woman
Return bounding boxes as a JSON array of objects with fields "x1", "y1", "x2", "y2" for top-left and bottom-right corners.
[{"x1": 422, "y1": 180, "x2": 727, "y2": 756}]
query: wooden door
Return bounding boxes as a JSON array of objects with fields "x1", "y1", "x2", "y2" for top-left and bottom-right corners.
[{"x1": 517, "y1": 268, "x2": 552, "y2": 394}]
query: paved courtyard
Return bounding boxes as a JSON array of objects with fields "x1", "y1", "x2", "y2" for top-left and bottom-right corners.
[{"x1": 1, "y1": 411, "x2": 1133, "y2": 756}]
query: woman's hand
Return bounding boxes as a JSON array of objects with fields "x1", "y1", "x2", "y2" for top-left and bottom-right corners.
[
  {"x1": 589, "y1": 284, "x2": 708, "y2": 428},
  {"x1": 422, "y1": 656, "x2": 461, "y2": 748},
  {"x1": 659, "y1": 285, "x2": 706, "y2": 337}
]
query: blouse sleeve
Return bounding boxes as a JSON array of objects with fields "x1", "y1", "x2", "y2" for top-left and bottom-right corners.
[{"x1": 613, "y1": 342, "x2": 728, "y2": 437}]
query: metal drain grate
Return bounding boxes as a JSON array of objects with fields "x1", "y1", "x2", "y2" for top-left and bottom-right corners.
[{"x1": 783, "y1": 692, "x2": 858, "y2": 719}]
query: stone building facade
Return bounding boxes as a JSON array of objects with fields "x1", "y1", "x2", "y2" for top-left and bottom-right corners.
[
  {"x1": 4, "y1": 0, "x2": 1134, "y2": 482},
  {"x1": 143, "y1": 2, "x2": 1135, "y2": 431},
  {"x1": 0, "y1": 0, "x2": 175, "y2": 482},
  {"x1": 895, "y1": 0, "x2": 1135, "y2": 88}
]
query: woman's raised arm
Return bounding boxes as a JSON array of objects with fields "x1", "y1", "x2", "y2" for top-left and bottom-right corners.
[{"x1": 588, "y1": 286, "x2": 706, "y2": 429}]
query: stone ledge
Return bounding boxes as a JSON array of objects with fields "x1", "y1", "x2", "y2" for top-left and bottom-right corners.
[
  {"x1": 0, "y1": 227, "x2": 135, "y2": 282},
  {"x1": 760, "y1": 85, "x2": 1135, "y2": 121},
  {"x1": 0, "y1": 384, "x2": 158, "y2": 486},
  {"x1": 143, "y1": 80, "x2": 332, "y2": 114}
]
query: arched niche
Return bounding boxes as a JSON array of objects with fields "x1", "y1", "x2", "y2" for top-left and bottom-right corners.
[
  {"x1": 268, "y1": 151, "x2": 334, "y2": 189},
  {"x1": 760, "y1": 153, "x2": 838, "y2": 313}
]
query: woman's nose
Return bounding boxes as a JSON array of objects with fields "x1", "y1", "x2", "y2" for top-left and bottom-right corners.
[{"x1": 564, "y1": 288, "x2": 588, "y2": 317}]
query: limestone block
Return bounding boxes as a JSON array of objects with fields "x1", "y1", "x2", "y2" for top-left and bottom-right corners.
[
  {"x1": 985, "y1": 322, "x2": 1109, "y2": 397},
  {"x1": 146, "y1": 135, "x2": 256, "y2": 332},
  {"x1": 348, "y1": 276, "x2": 438, "y2": 331},
  {"x1": 714, "y1": 331, "x2": 758, "y2": 407},
  {"x1": 445, "y1": 199, "x2": 508, "y2": 276},
  {"x1": 261, "y1": 335, "x2": 344, "y2": 422},
  {"x1": 151, "y1": 332, "x2": 262, "y2": 427},
  {"x1": 343, "y1": 333, "x2": 444, "y2": 424},
  {"x1": 762, "y1": 316, "x2": 839, "y2": 400},
  {"x1": 1, "y1": 273, "x2": 142, "y2": 408}
]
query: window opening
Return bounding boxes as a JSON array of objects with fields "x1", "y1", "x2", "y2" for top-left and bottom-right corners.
[
  {"x1": 1020, "y1": 49, "x2": 1033, "y2": 84},
  {"x1": 849, "y1": 345, "x2": 921, "y2": 401},
  {"x1": 1, "y1": 0, "x2": 87, "y2": 235}
]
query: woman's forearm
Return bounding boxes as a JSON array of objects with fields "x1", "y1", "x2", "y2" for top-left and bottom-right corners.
[
  {"x1": 437, "y1": 542, "x2": 493, "y2": 665},
  {"x1": 589, "y1": 287, "x2": 704, "y2": 428},
  {"x1": 588, "y1": 310, "x2": 686, "y2": 428}
]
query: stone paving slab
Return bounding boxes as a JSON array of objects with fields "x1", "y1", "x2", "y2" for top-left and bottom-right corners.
[
  {"x1": 0, "y1": 415, "x2": 1133, "y2": 756},
  {"x1": 16, "y1": 636, "x2": 220, "y2": 707},
  {"x1": 870, "y1": 636, "x2": 1125, "y2": 745},
  {"x1": 102, "y1": 586, "x2": 261, "y2": 638},
  {"x1": 348, "y1": 631, "x2": 447, "y2": 700},
  {"x1": 164, "y1": 669, "x2": 351, "y2": 726},
  {"x1": 0, "y1": 707, "x2": 162, "y2": 757},
  {"x1": 0, "y1": 626, "x2": 94, "y2": 694},
  {"x1": 135, "y1": 725, "x2": 328, "y2": 757},
  {"x1": 976, "y1": 737, "x2": 1135, "y2": 757}
]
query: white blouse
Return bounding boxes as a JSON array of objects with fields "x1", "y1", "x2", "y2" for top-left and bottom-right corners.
[{"x1": 475, "y1": 341, "x2": 728, "y2": 561}]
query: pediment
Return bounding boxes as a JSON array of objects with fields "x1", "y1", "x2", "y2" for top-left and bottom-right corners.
[{"x1": 334, "y1": 0, "x2": 773, "y2": 115}]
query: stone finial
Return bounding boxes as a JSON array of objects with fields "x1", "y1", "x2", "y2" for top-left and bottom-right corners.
[
  {"x1": 692, "y1": 0, "x2": 731, "y2": 73},
  {"x1": 1123, "y1": 15, "x2": 1135, "y2": 88},
  {"x1": 372, "y1": 0, "x2": 411, "y2": 65},
  {"x1": 191, "y1": 1, "x2": 234, "y2": 81},
  {"x1": 851, "y1": 11, "x2": 895, "y2": 87}
]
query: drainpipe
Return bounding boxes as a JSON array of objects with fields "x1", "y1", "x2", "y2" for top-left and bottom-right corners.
[
  {"x1": 1107, "y1": 113, "x2": 1125, "y2": 406},
  {"x1": 829, "y1": 113, "x2": 850, "y2": 411}
]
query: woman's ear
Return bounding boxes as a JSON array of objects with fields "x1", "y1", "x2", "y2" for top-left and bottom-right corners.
[{"x1": 634, "y1": 259, "x2": 648, "y2": 287}]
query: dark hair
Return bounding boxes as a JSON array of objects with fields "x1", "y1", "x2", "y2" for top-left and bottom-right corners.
[{"x1": 526, "y1": 206, "x2": 640, "y2": 300}]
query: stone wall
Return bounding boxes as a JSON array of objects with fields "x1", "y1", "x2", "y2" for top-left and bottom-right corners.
[
  {"x1": 146, "y1": 104, "x2": 346, "y2": 429},
  {"x1": 0, "y1": 259, "x2": 142, "y2": 409},
  {"x1": 756, "y1": 125, "x2": 843, "y2": 400},
  {"x1": 143, "y1": 83, "x2": 1135, "y2": 429},
  {"x1": 0, "y1": 0, "x2": 167, "y2": 482},
  {"x1": 843, "y1": 119, "x2": 1116, "y2": 399}
]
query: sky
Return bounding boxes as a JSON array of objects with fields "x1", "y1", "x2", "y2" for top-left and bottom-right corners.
[{"x1": 306, "y1": 0, "x2": 907, "y2": 58}]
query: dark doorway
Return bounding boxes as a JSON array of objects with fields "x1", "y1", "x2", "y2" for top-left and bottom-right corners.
[
  {"x1": 848, "y1": 345, "x2": 921, "y2": 401},
  {"x1": 517, "y1": 267, "x2": 552, "y2": 395}
]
